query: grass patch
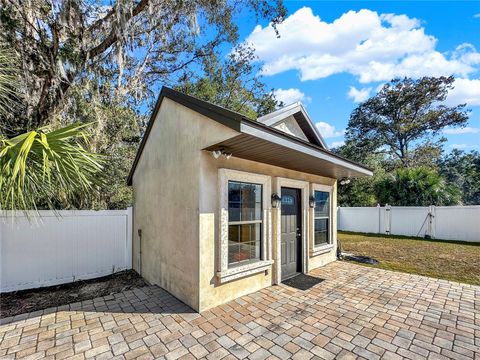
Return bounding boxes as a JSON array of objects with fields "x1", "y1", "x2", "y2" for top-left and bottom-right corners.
[{"x1": 339, "y1": 231, "x2": 480, "y2": 286}]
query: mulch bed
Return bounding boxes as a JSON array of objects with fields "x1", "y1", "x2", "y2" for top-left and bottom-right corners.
[
  {"x1": 0, "y1": 270, "x2": 146, "y2": 318},
  {"x1": 282, "y1": 274, "x2": 325, "y2": 291}
]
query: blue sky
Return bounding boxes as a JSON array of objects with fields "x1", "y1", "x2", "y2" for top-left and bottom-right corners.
[{"x1": 233, "y1": 1, "x2": 480, "y2": 150}]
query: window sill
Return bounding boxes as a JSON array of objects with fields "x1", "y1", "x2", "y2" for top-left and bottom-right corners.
[
  {"x1": 216, "y1": 260, "x2": 273, "y2": 284},
  {"x1": 310, "y1": 243, "x2": 334, "y2": 257}
]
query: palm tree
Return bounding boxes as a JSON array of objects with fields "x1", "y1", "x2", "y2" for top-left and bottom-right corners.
[
  {"x1": 375, "y1": 167, "x2": 461, "y2": 206},
  {"x1": 0, "y1": 48, "x2": 103, "y2": 210}
]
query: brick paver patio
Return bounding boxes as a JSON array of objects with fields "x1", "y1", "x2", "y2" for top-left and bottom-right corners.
[{"x1": 1, "y1": 262, "x2": 479, "y2": 360}]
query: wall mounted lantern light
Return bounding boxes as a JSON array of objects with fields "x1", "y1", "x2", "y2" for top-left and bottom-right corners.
[
  {"x1": 271, "y1": 193, "x2": 281, "y2": 208},
  {"x1": 309, "y1": 195, "x2": 316, "y2": 208}
]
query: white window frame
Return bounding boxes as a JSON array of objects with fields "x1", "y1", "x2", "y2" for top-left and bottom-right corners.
[
  {"x1": 217, "y1": 169, "x2": 273, "y2": 283},
  {"x1": 310, "y1": 183, "x2": 334, "y2": 256}
]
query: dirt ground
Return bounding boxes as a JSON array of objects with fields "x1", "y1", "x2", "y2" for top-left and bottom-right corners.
[{"x1": 0, "y1": 270, "x2": 146, "y2": 318}]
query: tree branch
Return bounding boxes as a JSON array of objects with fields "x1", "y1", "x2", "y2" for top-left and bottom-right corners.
[{"x1": 87, "y1": 0, "x2": 150, "y2": 59}]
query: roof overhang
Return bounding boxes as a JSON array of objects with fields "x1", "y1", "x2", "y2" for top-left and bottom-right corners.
[
  {"x1": 204, "y1": 120, "x2": 373, "y2": 179},
  {"x1": 127, "y1": 86, "x2": 372, "y2": 185}
]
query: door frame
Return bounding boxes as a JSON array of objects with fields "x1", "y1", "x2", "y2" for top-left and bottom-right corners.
[{"x1": 273, "y1": 177, "x2": 309, "y2": 284}]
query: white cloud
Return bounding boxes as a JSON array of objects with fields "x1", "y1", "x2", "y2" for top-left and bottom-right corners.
[
  {"x1": 450, "y1": 143, "x2": 479, "y2": 149},
  {"x1": 450, "y1": 144, "x2": 468, "y2": 149},
  {"x1": 443, "y1": 126, "x2": 480, "y2": 135},
  {"x1": 446, "y1": 78, "x2": 480, "y2": 106},
  {"x1": 348, "y1": 86, "x2": 371, "y2": 103},
  {"x1": 315, "y1": 121, "x2": 344, "y2": 138},
  {"x1": 329, "y1": 141, "x2": 345, "y2": 148},
  {"x1": 273, "y1": 88, "x2": 310, "y2": 104},
  {"x1": 245, "y1": 7, "x2": 480, "y2": 83}
]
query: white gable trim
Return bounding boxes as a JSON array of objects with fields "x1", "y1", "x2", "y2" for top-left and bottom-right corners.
[
  {"x1": 272, "y1": 115, "x2": 309, "y2": 141},
  {"x1": 258, "y1": 103, "x2": 328, "y2": 149}
]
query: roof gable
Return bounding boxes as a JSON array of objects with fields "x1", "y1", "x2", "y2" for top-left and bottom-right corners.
[
  {"x1": 270, "y1": 115, "x2": 308, "y2": 141},
  {"x1": 257, "y1": 103, "x2": 328, "y2": 149},
  {"x1": 127, "y1": 87, "x2": 371, "y2": 185}
]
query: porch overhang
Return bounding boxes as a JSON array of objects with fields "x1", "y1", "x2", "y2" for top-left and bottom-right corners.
[
  {"x1": 204, "y1": 121, "x2": 373, "y2": 179},
  {"x1": 127, "y1": 86, "x2": 373, "y2": 185}
]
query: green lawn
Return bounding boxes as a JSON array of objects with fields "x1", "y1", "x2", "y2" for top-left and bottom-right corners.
[{"x1": 339, "y1": 231, "x2": 480, "y2": 286}]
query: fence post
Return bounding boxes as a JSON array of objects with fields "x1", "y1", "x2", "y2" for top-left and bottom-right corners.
[
  {"x1": 377, "y1": 204, "x2": 381, "y2": 234},
  {"x1": 337, "y1": 206, "x2": 340, "y2": 231},
  {"x1": 428, "y1": 205, "x2": 436, "y2": 239},
  {"x1": 126, "y1": 207, "x2": 133, "y2": 269},
  {"x1": 385, "y1": 204, "x2": 391, "y2": 234}
]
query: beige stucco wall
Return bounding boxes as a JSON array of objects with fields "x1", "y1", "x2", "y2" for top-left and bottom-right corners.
[
  {"x1": 198, "y1": 151, "x2": 337, "y2": 311},
  {"x1": 132, "y1": 98, "x2": 238, "y2": 311},
  {"x1": 132, "y1": 98, "x2": 338, "y2": 312}
]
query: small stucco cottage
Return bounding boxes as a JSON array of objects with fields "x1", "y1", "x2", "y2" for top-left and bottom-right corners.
[{"x1": 127, "y1": 87, "x2": 372, "y2": 312}]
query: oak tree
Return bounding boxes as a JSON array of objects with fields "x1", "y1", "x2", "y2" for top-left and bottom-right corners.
[
  {"x1": 175, "y1": 44, "x2": 281, "y2": 119},
  {"x1": 0, "y1": 0, "x2": 286, "y2": 135},
  {"x1": 345, "y1": 76, "x2": 469, "y2": 167}
]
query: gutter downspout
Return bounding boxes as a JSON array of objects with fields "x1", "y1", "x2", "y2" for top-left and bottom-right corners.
[{"x1": 138, "y1": 229, "x2": 142, "y2": 276}]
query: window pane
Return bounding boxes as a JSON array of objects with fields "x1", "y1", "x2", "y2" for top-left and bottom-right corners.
[
  {"x1": 228, "y1": 181, "x2": 262, "y2": 222},
  {"x1": 228, "y1": 182, "x2": 241, "y2": 221},
  {"x1": 315, "y1": 191, "x2": 330, "y2": 217},
  {"x1": 314, "y1": 219, "x2": 329, "y2": 246},
  {"x1": 228, "y1": 224, "x2": 261, "y2": 244},
  {"x1": 240, "y1": 241, "x2": 260, "y2": 260},
  {"x1": 228, "y1": 224, "x2": 261, "y2": 266},
  {"x1": 228, "y1": 225, "x2": 239, "y2": 243},
  {"x1": 228, "y1": 244, "x2": 240, "y2": 264},
  {"x1": 227, "y1": 181, "x2": 263, "y2": 268}
]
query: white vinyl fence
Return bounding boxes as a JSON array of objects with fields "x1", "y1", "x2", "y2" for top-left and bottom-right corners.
[
  {"x1": 338, "y1": 205, "x2": 480, "y2": 242},
  {"x1": 0, "y1": 208, "x2": 132, "y2": 292}
]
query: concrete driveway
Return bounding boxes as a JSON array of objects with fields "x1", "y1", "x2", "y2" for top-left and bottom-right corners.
[{"x1": 0, "y1": 262, "x2": 479, "y2": 360}]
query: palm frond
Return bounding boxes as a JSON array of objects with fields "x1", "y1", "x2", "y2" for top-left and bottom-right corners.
[{"x1": 0, "y1": 123, "x2": 104, "y2": 210}]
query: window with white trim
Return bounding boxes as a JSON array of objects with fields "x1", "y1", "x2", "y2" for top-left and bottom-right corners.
[
  {"x1": 228, "y1": 181, "x2": 262, "y2": 267},
  {"x1": 217, "y1": 169, "x2": 272, "y2": 283},
  {"x1": 314, "y1": 190, "x2": 330, "y2": 246}
]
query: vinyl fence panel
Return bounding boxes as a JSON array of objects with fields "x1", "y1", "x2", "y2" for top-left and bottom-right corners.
[
  {"x1": 0, "y1": 209, "x2": 132, "y2": 292},
  {"x1": 389, "y1": 207, "x2": 432, "y2": 238},
  {"x1": 338, "y1": 205, "x2": 480, "y2": 243},
  {"x1": 337, "y1": 206, "x2": 381, "y2": 234},
  {"x1": 434, "y1": 206, "x2": 480, "y2": 242}
]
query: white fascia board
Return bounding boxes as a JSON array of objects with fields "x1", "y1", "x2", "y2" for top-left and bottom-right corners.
[
  {"x1": 297, "y1": 103, "x2": 328, "y2": 150},
  {"x1": 257, "y1": 102, "x2": 302, "y2": 123}
]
